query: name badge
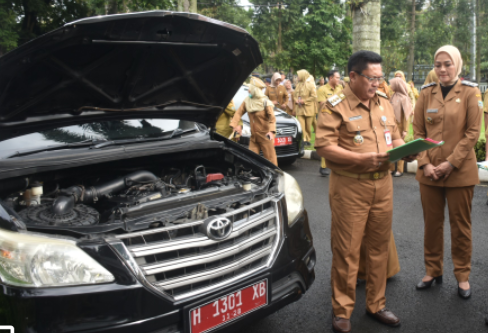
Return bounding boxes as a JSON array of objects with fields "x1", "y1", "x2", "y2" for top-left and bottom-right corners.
[
  {"x1": 384, "y1": 130, "x2": 392, "y2": 147},
  {"x1": 349, "y1": 115, "x2": 362, "y2": 121},
  {"x1": 427, "y1": 109, "x2": 438, "y2": 113}
]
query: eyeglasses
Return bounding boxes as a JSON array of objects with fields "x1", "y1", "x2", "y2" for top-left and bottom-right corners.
[{"x1": 354, "y1": 72, "x2": 385, "y2": 84}]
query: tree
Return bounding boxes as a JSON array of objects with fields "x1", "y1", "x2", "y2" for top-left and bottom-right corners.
[
  {"x1": 250, "y1": 0, "x2": 351, "y2": 76},
  {"x1": 0, "y1": 0, "x2": 19, "y2": 55},
  {"x1": 198, "y1": 0, "x2": 252, "y2": 31},
  {"x1": 350, "y1": 0, "x2": 380, "y2": 54}
]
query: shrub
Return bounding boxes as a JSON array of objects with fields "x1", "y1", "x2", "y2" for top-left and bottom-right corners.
[{"x1": 475, "y1": 138, "x2": 486, "y2": 162}]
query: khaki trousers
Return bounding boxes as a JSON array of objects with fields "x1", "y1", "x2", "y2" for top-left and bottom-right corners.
[
  {"x1": 419, "y1": 184, "x2": 474, "y2": 282},
  {"x1": 321, "y1": 158, "x2": 327, "y2": 168},
  {"x1": 249, "y1": 135, "x2": 278, "y2": 166},
  {"x1": 330, "y1": 173, "x2": 392, "y2": 319},
  {"x1": 389, "y1": 159, "x2": 405, "y2": 173},
  {"x1": 312, "y1": 113, "x2": 317, "y2": 133},
  {"x1": 297, "y1": 115, "x2": 313, "y2": 142},
  {"x1": 358, "y1": 230, "x2": 400, "y2": 279}
]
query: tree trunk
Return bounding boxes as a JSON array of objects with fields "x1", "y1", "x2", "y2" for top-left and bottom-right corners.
[
  {"x1": 351, "y1": 0, "x2": 381, "y2": 54},
  {"x1": 178, "y1": 0, "x2": 196, "y2": 13},
  {"x1": 406, "y1": 0, "x2": 416, "y2": 82},
  {"x1": 278, "y1": 4, "x2": 282, "y2": 52},
  {"x1": 476, "y1": 0, "x2": 481, "y2": 84}
]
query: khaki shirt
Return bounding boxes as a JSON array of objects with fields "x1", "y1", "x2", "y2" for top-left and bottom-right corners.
[
  {"x1": 413, "y1": 81, "x2": 482, "y2": 187},
  {"x1": 483, "y1": 91, "x2": 488, "y2": 140},
  {"x1": 317, "y1": 83, "x2": 343, "y2": 114},
  {"x1": 216, "y1": 101, "x2": 239, "y2": 138},
  {"x1": 315, "y1": 85, "x2": 401, "y2": 174},
  {"x1": 265, "y1": 85, "x2": 288, "y2": 107},
  {"x1": 230, "y1": 101, "x2": 276, "y2": 143},
  {"x1": 317, "y1": 83, "x2": 343, "y2": 105},
  {"x1": 293, "y1": 82, "x2": 317, "y2": 117}
]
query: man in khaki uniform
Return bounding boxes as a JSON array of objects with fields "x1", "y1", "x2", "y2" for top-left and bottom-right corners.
[
  {"x1": 231, "y1": 77, "x2": 277, "y2": 166},
  {"x1": 316, "y1": 51, "x2": 416, "y2": 333},
  {"x1": 265, "y1": 72, "x2": 288, "y2": 110},
  {"x1": 294, "y1": 70, "x2": 317, "y2": 146},
  {"x1": 317, "y1": 70, "x2": 343, "y2": 176}
]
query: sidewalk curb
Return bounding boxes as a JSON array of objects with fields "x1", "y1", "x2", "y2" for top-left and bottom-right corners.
[{"x1": 302, "y1": 150, "x2": 488, "y2": 182}]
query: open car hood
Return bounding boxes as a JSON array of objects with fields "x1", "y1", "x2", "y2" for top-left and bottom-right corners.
[{"x1": 0, "y1": 11, "x2": 262, "y2": 141}]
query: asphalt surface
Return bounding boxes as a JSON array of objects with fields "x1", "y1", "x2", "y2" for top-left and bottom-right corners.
[{"x1": 239, "y1": 158, "x2": 488, "y2": 333}]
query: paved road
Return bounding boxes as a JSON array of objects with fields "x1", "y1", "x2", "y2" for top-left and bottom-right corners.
[{"x1": 239, "y1": 158, "x2": 488, "y2": 333}]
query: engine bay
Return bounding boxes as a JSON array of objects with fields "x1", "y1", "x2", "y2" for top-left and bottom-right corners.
[{"x1": 0, "y1": 150, "x2": 278, "y2": 238}]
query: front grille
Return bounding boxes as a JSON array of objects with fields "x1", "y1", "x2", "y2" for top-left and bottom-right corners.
[
  {"x1": 115, "y1": 197, "x2": 282, "y2": 301},
  {"x1": 276, "y1": 125, "x2": 297, "y2": 137},
  {"x1": 275, "y1": 142, "x2": 299, "y2": 155}
]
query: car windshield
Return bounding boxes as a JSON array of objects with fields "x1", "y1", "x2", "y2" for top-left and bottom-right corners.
[{"x1": 0, "y1": 119, "x2": 197, "y2": 158}]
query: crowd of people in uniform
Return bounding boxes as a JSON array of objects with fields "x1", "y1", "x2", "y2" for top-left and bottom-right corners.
[{"x1": 216, "y1": 44, "x2": 488, "y2": 332}]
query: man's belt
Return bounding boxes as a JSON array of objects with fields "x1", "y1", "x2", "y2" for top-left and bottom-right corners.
[{"x1": 333, "y1": 170, "x2": 389, "y2": 180}]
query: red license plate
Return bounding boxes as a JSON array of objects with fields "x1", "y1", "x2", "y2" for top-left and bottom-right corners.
[
  {"x1": 274, "y1": 136, "x2": 292, "y2": 146},
  {"x1": 189, "y1": 280, "x2": 268, "y2": 333}
]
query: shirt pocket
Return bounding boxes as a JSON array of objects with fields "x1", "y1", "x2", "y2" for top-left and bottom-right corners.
[{"x1": 343, "y1": 119, "x2": 370, "y2": 150}]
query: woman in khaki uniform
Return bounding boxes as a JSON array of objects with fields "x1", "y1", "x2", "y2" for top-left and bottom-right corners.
[
  {"x1": 230, "y1": 77, "x2": 278, "y2": 166},
  {"x1": 413, "y1": 45, "x2": 482, "y2": 298},
  {"x1": 389, "y1": 78, "x2": 413, "y2": 176},
  {"x1": 394, "y1": 71, "x2": 416, "y2": 110},
  {"x1": 284, "y1": 80, "x2": 295, "y2": 116},
  {"x1": 293, "y1": 70, "x2": 317, "y2": 146},
  {"x1": 265, "y1": 72, "x2": 288, "y2": 110}
]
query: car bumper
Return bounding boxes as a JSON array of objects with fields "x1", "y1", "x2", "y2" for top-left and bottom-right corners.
[{"x1": 0, "y1": 211, "x2": 315, "y2": 333}]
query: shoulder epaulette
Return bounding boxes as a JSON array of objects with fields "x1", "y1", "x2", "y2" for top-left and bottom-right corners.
[
  {"x1": 421, "y1": 82, "x2": 437, "y2": 90},
  {"x1": 462, "y1": 80, "x2": 478, "y2": 87},
  {"x1": 376, "y1": 91, "x2": 388, "y2": 99},
  {"x1": 327, "y1": 94, "x2": 346, "y2": 107}
]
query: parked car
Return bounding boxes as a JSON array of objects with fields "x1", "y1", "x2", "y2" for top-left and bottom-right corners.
[
  {"x1": 0, "y1": 11, "x2": 315, "y2": 333},
  {"x1": 231, "y1": 85, "x2": 305, "y2": 166}
]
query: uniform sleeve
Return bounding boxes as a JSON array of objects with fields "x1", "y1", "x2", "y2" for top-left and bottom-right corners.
[
  {"x1": 266, "y1": 105, "x2": 276, "y2": 132},
  {"x1": 446, "y1": 88, "x2": 482, "y2": 169},
  {"x1": 413, "y1": 89, "x2": 430, "y2": 168},
  {"x1": 264, "y1": 87, "x2": 270, "y2": 99},
  {"x1": 230, "y1": 102, "x2": 247, "y2": 128},
  {"x1": 314, "y1": 107, "x2": 342, "y2": 148}
]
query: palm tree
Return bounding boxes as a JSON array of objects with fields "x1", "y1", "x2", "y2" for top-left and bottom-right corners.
[{"x1": 351, "y1": 0, "x2": 381, "y2": 54}]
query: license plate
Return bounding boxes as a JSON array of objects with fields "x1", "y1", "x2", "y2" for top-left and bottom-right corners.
[
  {"x1": 274, "y1": 136, "x2": 292, "y2": 146},
  {"x1": 189, "y1": 280, "x2": 268, "y2": 333}
]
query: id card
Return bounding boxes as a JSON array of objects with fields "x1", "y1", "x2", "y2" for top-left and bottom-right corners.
[{"x1": 384, "y1": 130, "x2": 392, "y2": 147}]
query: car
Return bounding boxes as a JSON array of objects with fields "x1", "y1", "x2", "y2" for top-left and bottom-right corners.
[
  {"x1": 0, "y1": 11, "x2": 315, "y2": 333},
  {"x1": 232, "y1": 85, "x2": 305, "y2": 166}
]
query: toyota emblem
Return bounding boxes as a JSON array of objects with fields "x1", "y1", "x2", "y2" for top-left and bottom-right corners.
[{"x1": 200, "y1": 216, "x2": 233, "y2": 241}]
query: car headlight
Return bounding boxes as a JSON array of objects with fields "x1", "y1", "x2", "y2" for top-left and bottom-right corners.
[
  {"x1": 279, "y1": 172, "x2": 304, "y2": 226},
  {"x1": 242, "y1": 122, "x2": 251, "y2": 137},
  {"x1": 0, "y1": 229, "x2": 114, "y2": 287}
]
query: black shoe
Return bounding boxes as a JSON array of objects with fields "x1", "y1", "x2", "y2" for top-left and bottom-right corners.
[
  {"x1": 304, "y1": 141, "x2": 311, "y2": 147},
  {"x1": 458, "y1": 286, "x2": 471, "y2": 299},
  {"x1": 319, "y1": 167, "x2": 330, "y2": 177},
  {"x1": 416, "y1": 275, "x2": 442, "y2": 290}
]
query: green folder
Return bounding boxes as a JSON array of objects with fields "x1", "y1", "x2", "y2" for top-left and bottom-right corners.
[{"x1": 387, "y1": 138, "x2": 444, "y2": 162}]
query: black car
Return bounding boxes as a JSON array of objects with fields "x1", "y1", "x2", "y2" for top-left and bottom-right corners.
[
  {"x1": 0, "y1": 11, "x2": 315, "y2": 333},
  {"x1": 232, "y1": 85, "x2": 305, "y2": 166}
]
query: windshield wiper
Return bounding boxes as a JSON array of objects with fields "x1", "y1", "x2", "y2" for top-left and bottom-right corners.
[
  {"x1": 90, "y1": 128, "x2": 197, "y2": 149},
  {"x1": 4, "y1": 139, "x2": 108, "y2": 159}
]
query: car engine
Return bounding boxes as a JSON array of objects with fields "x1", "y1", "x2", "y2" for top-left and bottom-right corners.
[{"x1": 1, "y1": 154, "x2": 275, "y2": 238}]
